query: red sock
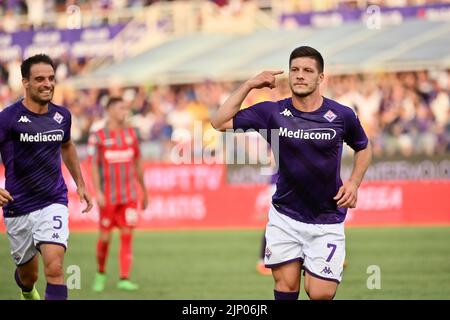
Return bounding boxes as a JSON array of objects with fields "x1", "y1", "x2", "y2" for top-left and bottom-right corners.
[
  {"x1": 96, "y1": 239, "x2": 109, "y2": 273},
  {"x1": 119, "y1": 232, "x2": 133, "y2": 279}
]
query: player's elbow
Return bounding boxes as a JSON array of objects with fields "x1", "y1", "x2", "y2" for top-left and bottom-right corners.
[
  {"x1": 211, "y1": 118, "x2": 233, "y2": 132},
  {"x1": 211, "y1": 119, "x2": 226, "y2": 132}
]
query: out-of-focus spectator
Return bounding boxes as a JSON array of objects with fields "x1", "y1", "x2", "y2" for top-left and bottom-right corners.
[{"x1": 1, "y1": 53, "x2": 449, "y2": 160}]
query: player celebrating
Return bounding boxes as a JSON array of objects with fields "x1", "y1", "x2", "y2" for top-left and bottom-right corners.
[
  {"x1": 89, "y1": 97, "x2": 148, "y2": 292},
  {"x1": 0, "y1": 54, "x2": 93, "y2": 300},
  {"x1": 212, "y1": 46, "x2": 372, "y2": 300}
]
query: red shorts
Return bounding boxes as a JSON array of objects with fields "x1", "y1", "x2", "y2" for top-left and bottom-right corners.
[{"x1": 99, "y1": 202, "x2": 139, "y2": 231}]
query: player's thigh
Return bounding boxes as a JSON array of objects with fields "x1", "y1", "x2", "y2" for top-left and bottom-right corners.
[
  {"x1": 99, "y1": 204, "x2": 118, "y2": 231},
  {"x1": 272, "y1": 260, "x2": 302, "y2": 292},
  {"x1": 304, "y1": 272, "x2": 339, "y2": 300},
  {"x1": 39, "y1": 243, "x2": 65, "y2": 277},
  {"x1": 4, "y1": 214, "x2": 38, "y2": 266},
  {"x1": 34, "y1": 203, "x2": 69, "y2": 251},
  {"x1": 17, "y1": 253, "x2": 40, "y2": 280},
  {"x1": 302, "y1": 222, "x2": 345, "y2": 285}
]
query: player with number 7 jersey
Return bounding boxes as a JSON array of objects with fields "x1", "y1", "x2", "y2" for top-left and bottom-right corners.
[{"x1": 211, "y1": 46, "x2": 372, "y2": 300}]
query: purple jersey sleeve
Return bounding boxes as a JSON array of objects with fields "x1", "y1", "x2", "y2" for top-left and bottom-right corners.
[
  {"x1": 343, "y1": 108, "x2": 368, "y2": 151},
  {"x1": 233, "y1": 101, "x2": 275, "y2": 131},
  {"x1": 0, "y1": 108, "x2": 13, "y2": 144},
  {"x1": 63, "y1": 110, "x2": 71, "y2": 143}
]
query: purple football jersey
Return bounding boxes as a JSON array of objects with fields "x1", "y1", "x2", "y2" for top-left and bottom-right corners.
[
  {"x1": 0, "y1": 100, "x2": 71, "y2": 217},
  {"x1": 233, "y1": 97, "x2": 368, "y2": 224}
]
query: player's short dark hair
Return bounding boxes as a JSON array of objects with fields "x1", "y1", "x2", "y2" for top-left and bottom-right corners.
[
  {"x1": 289, "y1": 46, "x2": 324, "y2": 73},
  {"x1": 21, "y1": 54, "x2": 56, "y2": 79},
  {"x1": 105, "y1": 97, "x2": 123, "y2": 109}
]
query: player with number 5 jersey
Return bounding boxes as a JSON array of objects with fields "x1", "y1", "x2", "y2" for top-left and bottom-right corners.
[{"x1": 0, "y1": 54, "x2": 93, "y2": 300}]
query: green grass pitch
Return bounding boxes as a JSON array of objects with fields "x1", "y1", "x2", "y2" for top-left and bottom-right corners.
[{"x1": 1, "y1": 226, "x2": 449, "y2": 300}]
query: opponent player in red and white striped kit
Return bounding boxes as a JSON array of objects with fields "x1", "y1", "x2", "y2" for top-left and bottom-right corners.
[{"x1": 88, "y1": 97, "x2": 148, "y2": 292}]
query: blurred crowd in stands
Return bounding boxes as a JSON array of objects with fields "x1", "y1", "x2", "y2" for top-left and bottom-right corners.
[
  {"x1": 1, "y1": 56, "x2": 449, "y2": 160},
  {"x1": 2, "y1": 0, "x2": 450, "y2": 32},
  {"x1": 1, "y1": 0, "x2": 449, "y2": 161}
]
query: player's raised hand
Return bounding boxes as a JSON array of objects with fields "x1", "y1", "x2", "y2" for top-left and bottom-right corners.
[
  {"x1": 247, "y1": 70, "x2": 284, "y2": 90},
  {"x1": 0, "y1": 188, "x2": 13, "y2": 207},
  {"x1": 333, "y1": 180, "x2": 358, "y2": 209},
  {"x1": 77, "y1": 186, "x2": 93, "y2": 213}
]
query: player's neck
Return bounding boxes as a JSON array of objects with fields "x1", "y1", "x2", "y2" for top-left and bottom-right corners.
[
  {"x1": 22, "y1": 97, "x2": 49, "y2": 114},
  {"x1": 107, "y1": 120, "x2": 125, "y2": 131},
  {"x1": 291, "y1": 92, "x2": 323, "y2": 112}
]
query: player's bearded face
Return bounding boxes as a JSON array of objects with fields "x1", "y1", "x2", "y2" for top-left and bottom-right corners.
[
  {"x1": 289, "y1": 57, "x2": 324, "y2": 98},
  {"x1": 24, "y1": 63, "x2": 55, "y2": 104}
]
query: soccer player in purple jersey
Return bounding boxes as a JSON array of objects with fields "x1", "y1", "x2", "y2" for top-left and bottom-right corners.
[
  {"x1": 0, "y1": 54, "x2": 93, "y2": 300},
  {"x1": 212, "y1": 46, "x2": 372, "y2": 300}
]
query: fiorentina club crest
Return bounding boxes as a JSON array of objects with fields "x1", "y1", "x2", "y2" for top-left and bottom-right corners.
[
  {"x1": 323, "y1": 110, "x2": 337, "y2": 122},
  {"x1": 265, "y1": 247, "x2": 272, "y2": 260},
  {"x1": 53, "y1": 112, "x2": 64, "y2": 124}
]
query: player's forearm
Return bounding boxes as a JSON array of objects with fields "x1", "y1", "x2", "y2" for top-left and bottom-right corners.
[
  {"x1": 211, "y1": 81, "x2": 253, "y2": 131},
  {"x1": 349, "y1": 142, "x2": 372, "y2": 187},
  {"x1": 61, "y1": 141, "x2": 86, "y2": 188}
]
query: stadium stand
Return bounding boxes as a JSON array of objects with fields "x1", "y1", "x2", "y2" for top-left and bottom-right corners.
[{"x1": 1, "y1": 0, "x2": 449, "y2": 161}]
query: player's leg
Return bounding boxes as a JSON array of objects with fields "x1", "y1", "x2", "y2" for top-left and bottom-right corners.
[
  {"x1": 302, "y1": 222, "x2": 345, "y2": 300},
  {"x1": 264, "y1": 205, "x2": 304, "y2": 300},
  {"x1": 256, "y1": 230, "x2": 272, "y2": 275},
  {"x1": 93, "y1": 205, "x2": 114, "y2": 292},
  {"x1": 16, "y1": 254, "x2": 40, "y2": 300},
  {"x1": 39, "y1": 244, "x2": 68, "y2": 300},
  {"x1": 272, "y1": 261, "x2": 302, "y2": 300},
  {"x1": 117, "y1": 203, "x2": 139, "y2": 290},
  {"x1": 34, "y1": 203, "x2": 70, "y2": 300},
  {"x1": 4, "y1": 214, "x2": 41, "y2": 300},
  {"x1": 304, "y1": 272, "x2": 338, "y2": 300}
]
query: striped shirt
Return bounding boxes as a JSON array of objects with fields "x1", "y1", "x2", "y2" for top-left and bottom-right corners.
[{"x1": 88, "y1": 127, "x2": 141, "y2": 206}]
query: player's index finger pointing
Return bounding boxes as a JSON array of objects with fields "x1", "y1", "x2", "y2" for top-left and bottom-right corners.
[{"x1": 270, "y1": 70, "x2": 284, "y2": 76}]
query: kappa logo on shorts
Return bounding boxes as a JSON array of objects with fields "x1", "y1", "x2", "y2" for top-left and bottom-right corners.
[
  {"x1": 320, "y1": 266, "x2": 333, "y2": 275},
  {"x1": 265, "y1": 247, "x2": 272, "y2": 259},
  {"x1": 13, "y1": 254, "x2": 21, "y2": 263},
  {"x1": 52, "y1": 233, "x2": 60, "y2": 239}
]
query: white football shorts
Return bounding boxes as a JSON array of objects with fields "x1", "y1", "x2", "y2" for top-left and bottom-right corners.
[
  {"x1": 264, "y1": 204, "x2": 345, "y2": 283},
  {"x1": 4, "y1": 203, "x2": 69, "y2": 266}
]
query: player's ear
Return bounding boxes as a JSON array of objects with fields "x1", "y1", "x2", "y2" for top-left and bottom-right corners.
[
  {"x1": 22, "y1": 77, "x2": 29, "y2": 89},
  {"x1": 318, "y1": 72, "x2": 324, "y2": 84}
]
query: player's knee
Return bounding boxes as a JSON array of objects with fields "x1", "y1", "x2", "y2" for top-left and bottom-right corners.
[
  {"x1": 274, "y1": 279, "x2": 300, "y2": 292},
  {"x1": 44, "y1": 260, "x2": 64, "y2": 279},
  {"x1": 100, "y1": 232, "x2": 112, "y2": 242},
  {"x1": 21, "y1": 270, "x2": 39, "y2": 287},
  {"x1": 306, "y1": 288, "x2": 336, "y2": 300}
]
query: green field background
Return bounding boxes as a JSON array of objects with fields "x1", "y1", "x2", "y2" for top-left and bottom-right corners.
[{"x1": 1, "y1": 227, "x2": 449, "y2": 300}]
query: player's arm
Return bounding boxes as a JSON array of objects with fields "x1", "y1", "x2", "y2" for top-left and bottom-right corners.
[
  {"x1": 90, "y1": 160, "x2": 105, "y2": 208},
  {"x1": 135, "y1": 157, "x2": 148, "y2": 210},
  {"x1": 61, "y1": 140, "x2": 93, "y2": 213},
  {"x1": 334, "y1": 142, "x2": 372, "y2": 208},
  {"x1": 211, "y1": 70, "x2": 283, "y2": 131}
]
